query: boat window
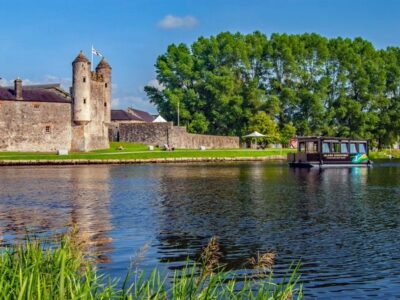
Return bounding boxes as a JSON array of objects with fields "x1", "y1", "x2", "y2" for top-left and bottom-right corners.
[
  {"x1": 333, "y1": 143, "x2": 340, "y2": 153},
  {"x1": 322, "y1": 142, "x2": 330, "y2": 153},
  {"x1": 358, "y1": 143, "x2": 367, "y2": 154},
  {"x1": 349, "y1": 143, "x2": 357, "y2": 154},
  {"x1": 307, "y1": 141, "x2": 318, "y2": 153},
  {"x1": 340, "y1": 143, "x2": 348, "y2": 153},
  {"x1": 299, "y1": 142, "x2": 306, "y2": 152}
]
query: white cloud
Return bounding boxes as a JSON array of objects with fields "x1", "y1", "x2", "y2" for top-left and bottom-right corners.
[
  {"x1": 43, "y1": 75, "x2": 72, "y2": 90},
  {"x1": 0, "y1": 77, "x2": 41, "y2": 87},
  {"x1": 112, "y1": 98, "x2": 120, "y2": 108},
  {"x1": 0, "y1": 78, "x2": 13, "y2": 87},
  {"x1": 146, "y1": 79, "x2": 165, "y2": 91},
  {"x1": 158, "y1": 15, "x2": 198, "y2": 29},
  {"x1": 0, "y1": 75, "x2": 71, "y2": 90}
]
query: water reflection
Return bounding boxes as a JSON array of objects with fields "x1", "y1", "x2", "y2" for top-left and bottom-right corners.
[
  {"x1": 69, "y1": 167, "x2": 113, "y2": 263},
  {"x1": 0, "y1": 162, "x2": 400, "y2": 298},
  {"x1": 151, "y1": 163, "x2": 400, "y2": 298},
  {"x1": 0, "y1": 166, "x2": 113, "y2": 262}
]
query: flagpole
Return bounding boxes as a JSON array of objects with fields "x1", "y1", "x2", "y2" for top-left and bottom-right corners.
[{"x1": 91, "y1": 45, "x2": 93, "y2": 71}]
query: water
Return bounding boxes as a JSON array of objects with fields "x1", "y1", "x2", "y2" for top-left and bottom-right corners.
[{"x1": 0, "y1": 162, "x2": 399, "y2": 298}]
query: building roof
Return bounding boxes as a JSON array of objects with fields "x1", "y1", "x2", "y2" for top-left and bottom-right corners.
[
  {"x1": 128, "y1": 107, "x2": 155, "y2": 122},
  {"x1": 20, "y1": 83, "x2": 61, "y2": 89},
  {"x1": 96, "y1": 57, "x2": 111, "y2": 70},
  {"x1": 73, "y1": 51, "x2": 90, "y2": 64},
  {"x1": 111, "y1": 110, "x2": 143, "y2": 121},
  {"x1": 153, "y1": 115, "x2": 167, "y2": 123},
  {"x1": 0, "y1": 86, "x2": 71, "y2": 103}
]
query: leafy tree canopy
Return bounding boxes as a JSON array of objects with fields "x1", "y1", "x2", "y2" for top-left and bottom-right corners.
[{"x1": 145, "y1": 31, "x2": 400, "y2": 148}]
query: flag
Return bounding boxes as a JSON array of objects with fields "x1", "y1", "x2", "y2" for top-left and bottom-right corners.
[{"x1": 92, "y1": 46, "x2": 102, "y2": 57}]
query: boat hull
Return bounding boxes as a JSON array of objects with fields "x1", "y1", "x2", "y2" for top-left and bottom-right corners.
[{"x1": 289, "y1": 161, "x2": 372, "y2": 168}]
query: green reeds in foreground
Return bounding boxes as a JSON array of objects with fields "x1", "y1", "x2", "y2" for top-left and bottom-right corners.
[{"x1": 0, "y1": 235, "x2": 302, "y2": 299}]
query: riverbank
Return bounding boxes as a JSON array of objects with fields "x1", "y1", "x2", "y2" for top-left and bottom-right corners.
[
  {"x1": 0, "y1": 156, "x2": 287, "y2": 166},
  {"x1": 0, "y1": 142, "x2": 397, "y2": 166},
  {"x1": 0, "y1": 142, "x2": 291, "y2": 165},
  {"x1": 0, "y1": 235, "x2": 302, "y2": 299}
]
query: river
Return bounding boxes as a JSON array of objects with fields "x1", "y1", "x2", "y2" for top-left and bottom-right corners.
[{"x1": 0, "y1": 162, "x2": 399, "y2": 298}]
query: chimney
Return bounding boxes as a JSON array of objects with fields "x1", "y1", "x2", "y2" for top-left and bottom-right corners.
[{"x1": 14, "y1": 78, "x2": 23, "y2": 100}]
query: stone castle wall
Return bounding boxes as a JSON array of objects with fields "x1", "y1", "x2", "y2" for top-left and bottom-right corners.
[
  {"x1": 70, "y1": 68, "x2": 110, "y2": 152},
  {"x1": 170, "y1": 127, "x2": 239, "y2": 149},
  {"x1": 0, "y1": 52, "x2": 111, "y2": 153},
  {"x1": 86, "y1": 80, "x2": 109, "y2": 150},
  {"x1": 0, "y1": 100, "x2": 72, "y2": 152},
  {"x1": 118, "y1": 122, "x2": 239, "y2": 149},
  {"x1": 119, "y1": 122, "x2": 170, "y2": 146}
]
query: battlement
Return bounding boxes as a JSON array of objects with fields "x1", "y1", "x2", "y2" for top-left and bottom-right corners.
[
  {"x1": 91, "y1": 71, "x2": 104, "y2": 82},
  {"x1": 71, "y1": 51, "x2": 112, "y2": 151}
]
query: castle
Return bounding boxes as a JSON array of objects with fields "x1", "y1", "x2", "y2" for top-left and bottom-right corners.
[{"x1": 0, "y1": 51, "x2": 111, "y2": 152}]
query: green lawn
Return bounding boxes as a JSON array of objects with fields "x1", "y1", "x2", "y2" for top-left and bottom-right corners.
[
  {"x1": 369, "y1": 149, "x2": 400, "y2": 160},
  {"x1": 0, "y1": 142, "x2": 293, "y2": 161},
  {"x1": 1, "y1": 142, "x2": 396, "y2": 162}
]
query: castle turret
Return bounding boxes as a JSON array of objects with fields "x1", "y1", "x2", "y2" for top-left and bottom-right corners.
[
  {"x1": 72, "y1": 51, "x2": 91, "y2": 124},
  {"x1": 95, "y1": 57, "x2": 112, "y2": 123}
]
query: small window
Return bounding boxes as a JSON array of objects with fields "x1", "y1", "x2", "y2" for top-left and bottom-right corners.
[
  {"x1": 105, "y1": 83, "x2": 108, "y2": 88},
  {"x1": 332, "y1": 143, "x2": 340, "y2": 153},
  {"x1": 306, "y1": 141, "x2": 318, "y2": 153},
  {"x1": 104, "y1": 102, "x2": 107, "y2": 107},
  {"x1": 83, "y1": 98, "x2": 87, "y2": 104},
  {"x1": 45, "y1": 126, "x2": 51, "y2": 134},
  {"x1": 349, "y1": 143, "x2": 357, "y2": 154},
  {"x1": 358, "y1": 143, "x2": 367, "y2": 154},
  {"x1": 340, "y1": 143, "x2": 348, "y2": 153},
  {"x1": 83, "y1": 77, "x2": 86, "y2": 83},
  {"x1": 322, "y1": 143, "x2": 330, "y2": 153},
  {"x1": 33, "y1": 104, "x2": 40, "y2": 109},
  {"x1": 299, "y1": 142, "x2": 306, "y2": 152}
]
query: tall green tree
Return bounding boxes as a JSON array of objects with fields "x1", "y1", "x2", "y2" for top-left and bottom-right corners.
[
  {"x1": 146, "y1": 31, "x2": 400, "y2": 148},
  {"x1": 247, "y1": 111, "x2": 281, "y2": 145}
]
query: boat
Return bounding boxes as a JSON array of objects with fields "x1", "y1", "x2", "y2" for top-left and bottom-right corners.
[{"x1": 287, "y1": 136, "x2": 373, "y2": 168}]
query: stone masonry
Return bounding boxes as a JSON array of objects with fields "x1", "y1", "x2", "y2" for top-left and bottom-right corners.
[
  {"x1": 0, "y1": 101, "x2": 72, "y2": 152},
  {"x1": 0, "y1": 51, "x2": 112, "y2": 152},
  {"x1": 119, "y1": 122, "x2": 239, "y2": 149}
]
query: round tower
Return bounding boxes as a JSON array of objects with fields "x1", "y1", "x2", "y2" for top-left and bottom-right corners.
[
  {"x1": 72, "y1": 51, "x2": 91, "y2": 124},
  {"x1": 96, "y1": 57, "x2": 112, "y2": 123}
]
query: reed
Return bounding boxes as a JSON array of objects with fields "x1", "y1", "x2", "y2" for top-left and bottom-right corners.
[{"x1": 0, "y1": 235, "x2": 302, "y2": 299}]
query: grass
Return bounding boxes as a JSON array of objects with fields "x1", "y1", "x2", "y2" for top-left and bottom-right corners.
[
  {"x1": 369, "y1": 149, "x2": 400, "y2": 160},
  {"x1": 0, "y1": 142, "x2": 293, "y2": 161},
  {"x1": 0, "y1": 142, "x2": 398, "y2": 163},
  {"x1": 0, "y1": 234, "x2": 303, "y2": 299}
]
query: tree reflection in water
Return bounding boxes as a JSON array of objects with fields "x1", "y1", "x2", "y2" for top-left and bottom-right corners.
[{"x1": 0, "y1": 166, "x2": 113, "y2": 263}]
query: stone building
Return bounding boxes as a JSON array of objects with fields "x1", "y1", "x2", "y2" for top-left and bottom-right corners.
[
  {"x1": 0, "y1": 51, "x2": 111, "y2": 152},
  {"x1": 110, "y1": 108, "x2": 239, "y2": 149},
  {"x1": 109, "y1": 108, "x2": 155, "y2": 142},
  {"x1": 117, "y1": 122, "x2": 239, "y2": 149}
]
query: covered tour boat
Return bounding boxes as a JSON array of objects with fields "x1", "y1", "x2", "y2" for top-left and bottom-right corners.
[{"x1": 287, "y1": 137, "x2": 373, "y2": 168}]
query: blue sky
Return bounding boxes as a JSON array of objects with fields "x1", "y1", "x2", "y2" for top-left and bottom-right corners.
[{"x1": 0, "y1": 0, "x2": 399, "y2": 113}]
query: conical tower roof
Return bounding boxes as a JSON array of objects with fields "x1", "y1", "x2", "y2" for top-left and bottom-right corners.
[
  {"x1": 73, "y1": 51, "x2": 90, "y2": 64},
  {"x1": 96, "y1": 57, "x2": 111, "y2": 70}
]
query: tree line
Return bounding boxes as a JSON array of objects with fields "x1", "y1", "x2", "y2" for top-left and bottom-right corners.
[{"x1": 145, "y1": 31, "x2": 400, "y2": 148}]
